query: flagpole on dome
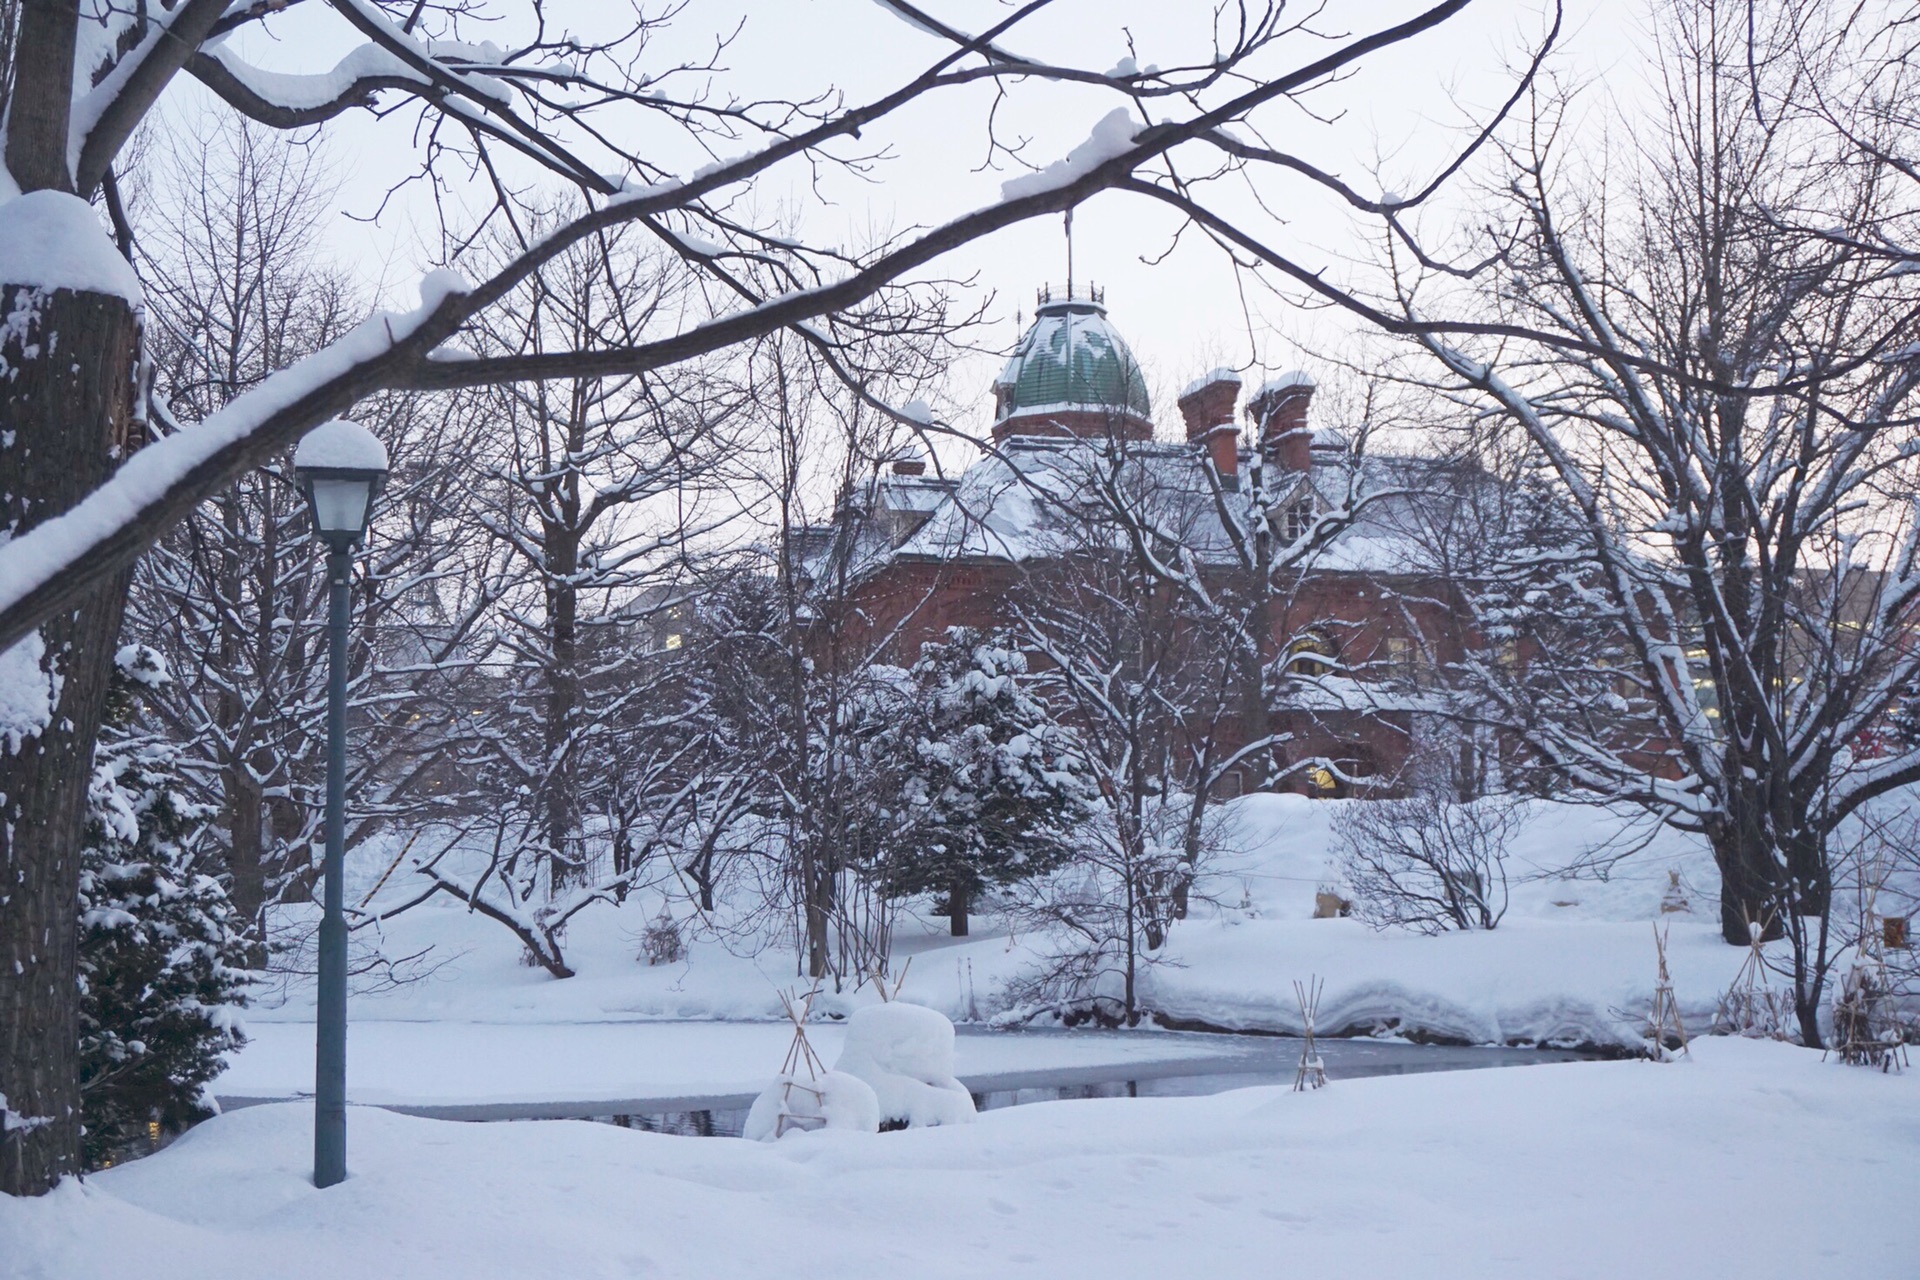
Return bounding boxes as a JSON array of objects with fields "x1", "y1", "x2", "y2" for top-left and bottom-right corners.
[{"x1": 1064, "y1": 206, "x2": 1074, "y2": 299}]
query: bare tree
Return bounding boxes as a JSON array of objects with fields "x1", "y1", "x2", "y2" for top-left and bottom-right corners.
[
  {"x1": 1333, "y1": 773, "x2": 1522, "y2": 933},
  {"x1": 465, "y1": 216, "x2": 737, "y2": 888},
  {"x1": 1358, "y1": 0, "x2": 1920, "y2": 1045},
  {"x1": 129, "y1": 120, "x2": 498, "y2": 956},
  {"x1": 0, "y1": 0, "x2": 1520, "y2": 1195}
]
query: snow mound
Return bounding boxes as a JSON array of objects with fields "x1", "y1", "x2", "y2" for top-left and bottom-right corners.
[
  {"x1": 742, "y1": 1070, "x2": 879, "y2": 1140},
  {"x1": 294, "y1": 419, "x2": 388, "y2": 472},
  {"x1": 832, "y1": 1002, "x2": 976, "y2": 1128},
  {"x1": 0, "y1": 190, "x2": 142, "y2": 302}
]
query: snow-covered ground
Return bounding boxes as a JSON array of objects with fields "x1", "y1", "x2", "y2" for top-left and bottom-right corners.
[
  {"x1": 14, "y1": 1039, "x2": 1915, "y2": 1279},
  {"x1": 227, "y1": 794, "x2": 1752, "y2": 1104},
  {"x1": 214, "y1": 1020, "x2": 1234, "y2": 1108}
]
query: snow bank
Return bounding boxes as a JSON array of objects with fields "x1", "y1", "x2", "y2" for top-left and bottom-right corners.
[
  {"x1": 832, "y1": 1002, "x2": 976, "y2": 1128},
  {"x1": 742, "y1": 1070, "x2": 879, "y2": 1140},
  {"x1": 8, "y1": 1040, "x2": 1913, "y2": 1280},
  {"x1": 225, "y1": 796, "x2": 1766, "y2": 1054},
  {"x1": 0, "y1": 190, "x2": 142, "y2": 302}
]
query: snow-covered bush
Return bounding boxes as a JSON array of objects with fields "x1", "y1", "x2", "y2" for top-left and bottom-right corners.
[
  {"x1": 78, "y1": 649, "x2": 250, "y2": 1169},
  {"x1": 1333, "y1": 786, "x2": 1523, "y2": 934},
  {"x1": 832, "y1": 1002, "x2": 976, "y2": 1129},
  {"x1": 640, "y1": 910, "x2": 686, "y2": 965}
]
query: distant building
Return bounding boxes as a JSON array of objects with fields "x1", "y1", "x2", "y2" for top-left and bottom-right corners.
[{"x1": 815, "y1": 287, "x2": 1486, "y2": 796}]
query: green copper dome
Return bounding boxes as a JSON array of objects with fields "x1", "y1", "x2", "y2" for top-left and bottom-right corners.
[{"x1": 994, "y1": 297, "x2": 1151, "y2": 425}]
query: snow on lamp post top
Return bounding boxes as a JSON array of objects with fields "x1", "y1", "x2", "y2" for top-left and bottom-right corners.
[{"x1": 294, "y1": 419, "x2": 389, "y2": 549}]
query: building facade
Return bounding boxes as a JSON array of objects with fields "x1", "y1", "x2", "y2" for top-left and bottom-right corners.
[{"x1": 820, "y1": 288, "x2": 1483, "y2": 797}]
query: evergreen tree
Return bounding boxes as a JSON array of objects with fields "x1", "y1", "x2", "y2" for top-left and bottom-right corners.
[
  {"x1": 883, "y1": 629, "x2": 1095, "y2": 936},
  {"x1": 76, "y1": 648, "x2": 250, "y2": 1169}
]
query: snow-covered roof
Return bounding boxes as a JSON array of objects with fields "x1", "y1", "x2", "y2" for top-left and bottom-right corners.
[{"x1": 826, "y1": 433, "x2": 1478, "y2": 581}]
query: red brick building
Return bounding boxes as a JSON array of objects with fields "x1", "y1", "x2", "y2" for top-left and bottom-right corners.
[{"x1": 820, "y1": 290, "x2": 1483, "y2": 796}]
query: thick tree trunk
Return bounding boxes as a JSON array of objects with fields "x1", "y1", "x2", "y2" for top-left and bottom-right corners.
[
  {"x1": 948, "y1": 881, "x2": 970, "y2": 937},
  {"x1": 5, "y1": 0, "x2": 79, "y2": 195},
  {"x1": 0, "y1": 283, "x2": 139, "y2": 1196},
  {"x1": 1711, "y1": 807, "x2": 1783, "y2": 946}
]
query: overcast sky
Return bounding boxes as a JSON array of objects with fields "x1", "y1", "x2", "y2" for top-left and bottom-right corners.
[{"x1": 210, "y1": 0, "x2": 1646, "y2": 436}]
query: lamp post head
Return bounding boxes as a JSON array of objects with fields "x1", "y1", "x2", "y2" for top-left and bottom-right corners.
[{"x1": 294, "y1": 419, "x2": 389, "y2": 549}]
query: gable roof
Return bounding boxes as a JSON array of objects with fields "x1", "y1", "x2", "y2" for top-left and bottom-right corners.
[{"x1": 831, "y1": 434, "x2": 1479, "y2": 584}]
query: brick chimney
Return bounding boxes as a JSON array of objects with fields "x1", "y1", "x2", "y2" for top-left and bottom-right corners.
[
  {"x1": 1248, "y1": 372, "x2": 1316, "y2": 472},
  {"x1": 888, "y1": 448, "x2": 928, "y2": 476},
  {"x1": 1178, "y1": 368, "x2": 1242, "y2": 486}
]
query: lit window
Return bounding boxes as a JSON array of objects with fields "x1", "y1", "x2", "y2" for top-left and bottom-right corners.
[
  {"x1": 1288, "y1": 631, "x2": 1338, "y2": 679},
  {"x1": 665, "y1": 633, "x2": 683, "y2": 650}
]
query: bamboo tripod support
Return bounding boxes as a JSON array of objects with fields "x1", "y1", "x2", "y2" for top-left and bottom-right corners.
[
  {"x1": 1647, "y1": 922, "x2": 1690, "y2": 1059},
  {"x1": 1294, "y1": 977, "x2": 1327, "y2": 1091}
]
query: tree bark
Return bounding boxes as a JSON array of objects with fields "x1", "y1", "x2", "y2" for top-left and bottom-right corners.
[
  {"x1": 0, "y1": 284, "x2": 139, "y2": 1196},
  {"x1": 5, "y1": 0, "x2": 78, "y2": 194},
  {"x1": 948, "y1": 881, "x2": 969, "y2": 937},
  {"x1": 1711, "y1": 806, "x2": 1784, "y2": 946},
  {"x1": 223, "y1": 767, "x2": 269, "y2": 963},
  {"x1": 542, "y1": 523, "x2": 581, "y2": 890}
]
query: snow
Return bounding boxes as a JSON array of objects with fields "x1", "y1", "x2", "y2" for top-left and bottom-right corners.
[
  {"x1": 211, "y1": 1020, "x2": 1229, "y2": 1109},
  {"x1": 0, "y1": 278, "x2": 447, "y2": 638},
  {"x1": 832, "y1": 1003, "x2": 976, "y2": 1128},
  {"x1": 1001, "y1": 108, "x2": 1141, "y2": 201},
  {"x1": 417, "y1": 268, "x2": 471, "y2": 311},
  {"x1": 1179, "y1": 367, "x2": 1242, "y2": 399},
  {"x1": 0, "y1": 631, "x2": 53, "y2": 752},
  {"x1": 293, "y1": 419, "x2": 388, "y2": 473},
  {"x1": 1254, "y1": 370, "x2": 1316, "y2": 397},
  {"x1": 7, "y1": 1039, "x2": 1913, "y2": 1278},
  {"x1": 212, "y1": 794, "x2": 1760, "y2": 1068},
  {"x1": 743, "y1": 1070, "x2": 879, "y2": 1140},
  {"x1": 867, "y1": 0, "x2": 970, "y2": 41},
  {"x1": 0, "y1": 191, "x2": 142, "y2": 303},
  {"x1": 201, "y1": 42, "x2": 424, "y2": 113},
  {"x1": 901, "y1": 398, "x2": 934, "y2": 425}
]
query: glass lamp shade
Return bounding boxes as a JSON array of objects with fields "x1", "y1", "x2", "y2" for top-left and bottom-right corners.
[{"x1": 297, "y1": 467, "x2": 386, "y2": 545}]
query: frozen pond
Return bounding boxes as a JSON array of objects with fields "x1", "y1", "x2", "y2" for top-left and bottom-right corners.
[{"x1": 295, "y1": 1029, "x2": 1596, "y2": 1136}]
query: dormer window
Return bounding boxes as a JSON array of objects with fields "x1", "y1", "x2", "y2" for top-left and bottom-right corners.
[{"x1": 1282, "y1": 496, "x2": 1314, "y2": 542}]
